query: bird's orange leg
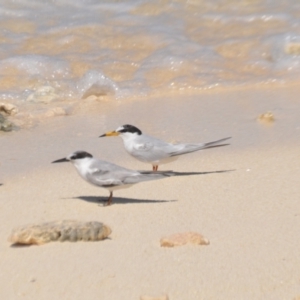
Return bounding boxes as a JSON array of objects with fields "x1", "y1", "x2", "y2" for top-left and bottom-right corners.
[{"x1": 106, "y1": 191, "x2": 113, "y2": 206}]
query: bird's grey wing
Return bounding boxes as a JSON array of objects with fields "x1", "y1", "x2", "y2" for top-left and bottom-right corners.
[
  {"x1": 87, "y1": 167, "x2": 165, "y2": 186},
  {"x1": 133, "y1": 141, "x2": 154, "y2": 152},
  {"x1": 85, "y1": 161, "x2": 137, "y2": 187},
  {"x1": 169, "y1": 137, "x2": 231, "y2": 156},
  {"x1": 121, "y1": 171, "x2": 171, "y2": 184},
  {"x1": 86, "y1": 159, "x2": 171, "y2": 186},
  {"x1": 86, "y1": 169, "x2": 123, "y2": 187},
  {"x1": 122, "y1": 168, "x2": 228, "y2": 184},
  {"x1": 132, "y1": 135, "x2": 175, "y2": 161}
]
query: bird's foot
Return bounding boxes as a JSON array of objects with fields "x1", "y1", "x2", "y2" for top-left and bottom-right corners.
[{"x1": 152, "y1": 165, "x2": 159, "y2": 171}]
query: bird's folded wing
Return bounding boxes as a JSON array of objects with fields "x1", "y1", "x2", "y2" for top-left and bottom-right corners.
[
  {"x1": 133, "y1": 142, "x2": 174, "y2": 161},
  {"x1": 86, "y1": 169, "x2": 124, "y2": 187},
  {"x1": 123, "y1": 172, "x2": 169, "y2": 184},
  {"x1": 86, "y1": 165, "x2": 168, "y2": 186},
  {"x1": 133, "y1": 142, "x2": 154, "y2": 152}
]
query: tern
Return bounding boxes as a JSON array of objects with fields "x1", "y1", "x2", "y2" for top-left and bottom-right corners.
[
  {"x1": 100, "y1": 124, "x2": 230, "y2": 171},
  {"x1": 52, "y1": 150, "x2": 218, "y2": 205}
]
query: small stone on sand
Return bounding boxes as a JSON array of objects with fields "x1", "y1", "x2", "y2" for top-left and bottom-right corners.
[
  {"x1": 44, "y1": 107, "x2": 67, "y2": 117},
  {"x1": 0, "y1": 103, "x2": 18, "y2": 115},
  {"x1": 257, "y1": 112, "x2": 274, "y2": 124},
  {"x1": 160, "y1": 232, "x2": 209, "y2": 247},
  {"x1": 9, "y1": 220, "x2": 112, "y2": 245},
  {"x1": 0, "y1": 113, "x2": 14, "y2": 132},
  {"x1": 285, "y1": 42, "x2": 300, "y2": 55}
]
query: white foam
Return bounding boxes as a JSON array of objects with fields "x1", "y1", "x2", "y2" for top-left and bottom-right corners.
[
  {"x1": 0, "y1": 0, "x2": 300, "y2": 103},
  {"x1": 0, "y1": 55, "x2": 70, "y2": 78},
  {"x1": 76, "y1": 70, "x2": 119, "y2": 99}
]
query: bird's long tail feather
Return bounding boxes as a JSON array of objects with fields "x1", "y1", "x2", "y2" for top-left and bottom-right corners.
[
  {"x1": 170, "y1": 137, "x2": 231, "y2": 156},
  {"x1": 139, "y1": 169, "x2": 234, "y2": 177}
]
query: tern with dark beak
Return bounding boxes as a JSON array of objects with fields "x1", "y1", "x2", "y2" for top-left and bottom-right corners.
[{"x1": 52, "y1": 150, "x2": 219, "y2": 205}]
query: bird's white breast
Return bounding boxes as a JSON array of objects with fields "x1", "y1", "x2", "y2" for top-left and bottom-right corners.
[
  {"x1": 73, "y1": 158, "x2": 93, "y2": 180},
  {"x1": 120, "y1": 133, "x2": 138, "y2": 153}
]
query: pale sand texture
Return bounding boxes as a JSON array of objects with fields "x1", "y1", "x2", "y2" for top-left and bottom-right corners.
[{"x1": 1, "y1": 84, "x2": 300, "y2": 299}]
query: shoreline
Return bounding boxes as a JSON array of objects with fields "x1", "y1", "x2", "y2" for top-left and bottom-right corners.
[
  {"x1": 1, "y1": 83, "x2": 300, "y2": 299},
  {"x1": 1, "y1": 81, "x2": 300, "y2": 179}
]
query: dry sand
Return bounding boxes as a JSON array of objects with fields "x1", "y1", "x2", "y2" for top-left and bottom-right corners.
[{"x1": 1, "y1": 84, "x2": 300, "y2": 299}]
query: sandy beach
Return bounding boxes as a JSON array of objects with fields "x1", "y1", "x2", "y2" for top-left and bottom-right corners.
[{"x1": 1, "y1": 83, "x2": 300, "y2": 299}]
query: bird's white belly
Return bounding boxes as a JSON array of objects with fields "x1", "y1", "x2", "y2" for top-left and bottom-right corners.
[
  {"x1": 127, "y1": 147, "x2": 179, "y2": 165},
  {"x1": 107, "y1": 184, "x2": 134, "y2": 192}
]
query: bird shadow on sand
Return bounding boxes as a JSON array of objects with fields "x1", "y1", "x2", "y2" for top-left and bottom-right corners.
[{"x1": 69, "y1": 196, "x2": 177, "y2": 206}]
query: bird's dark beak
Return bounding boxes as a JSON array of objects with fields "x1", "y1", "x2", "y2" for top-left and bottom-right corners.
[
  {"x1": 99, "y1": 131, "x2": 119, "y2": 137},
  {"x1": 52, "y1": 157, "x2": 69, "y2": 163}
]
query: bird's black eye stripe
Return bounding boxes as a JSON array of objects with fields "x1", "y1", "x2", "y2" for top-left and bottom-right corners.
[
  {"x1": 120, "y1": 124, "x2": 142, "y2": 135},
  {"x1": 71, "y1": 151, "x2": 93, "y2": 160}
]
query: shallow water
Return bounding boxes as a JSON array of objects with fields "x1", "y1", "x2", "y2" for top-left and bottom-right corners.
[{"x1": 1, "y1": 0, "x2": 300, "y2": 104}]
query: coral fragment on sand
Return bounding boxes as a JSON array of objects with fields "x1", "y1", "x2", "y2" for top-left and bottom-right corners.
[
  {"x1": 257, "y1": 112, "x2": 274, "y2": 124},
  {"x1": 0, "y1": 113, "x2": 14, "y2": 132},
  {"x1": 44, "y1": 107, "x2": 67, "y2": 117},
  {"x1": 285, "y1": 43, "x2": 300, "y2": 55},
  {"x1": 160, "y1": 232, "x2": 209, "y2": 247},
  {"x1": 9, "y1": 220, "x2": 112, "y2": 245},
  {"x1": 0, "y1": 103, "x2": 18, "y2": 115}
]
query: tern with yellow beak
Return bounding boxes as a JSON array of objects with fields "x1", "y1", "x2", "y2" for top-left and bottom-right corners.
[{"x1": 100, "y1": 124, "x2": 231, "y2": 171}]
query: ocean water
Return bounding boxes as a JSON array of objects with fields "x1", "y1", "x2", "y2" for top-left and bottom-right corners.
[{"x1": 1, "y1": 0, "x2": 300, "y2": 104}]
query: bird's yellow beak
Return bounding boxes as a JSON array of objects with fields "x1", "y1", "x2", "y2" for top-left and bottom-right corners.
[{"x1": 99, "y1": 131, "x2": 120, "y2": 137}]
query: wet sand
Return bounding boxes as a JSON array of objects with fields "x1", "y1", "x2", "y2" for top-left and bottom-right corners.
[{"x1": 1, "y1": 84, "x2": 300, "y2": 299}]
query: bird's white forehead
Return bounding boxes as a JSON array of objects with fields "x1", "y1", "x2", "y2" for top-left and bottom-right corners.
[
  {"x1": 116, "y1": 126, "x2": 124, "y2": 132},
  {"x1": 67, "y1": 153, "x2": 75, "y2": 160}
]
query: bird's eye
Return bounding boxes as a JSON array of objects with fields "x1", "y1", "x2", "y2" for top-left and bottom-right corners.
[{"x1": 70, "y1": 156, "x2": 76, "y2": 160}]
